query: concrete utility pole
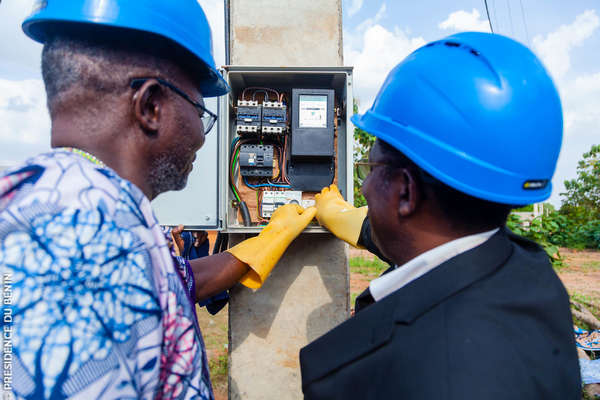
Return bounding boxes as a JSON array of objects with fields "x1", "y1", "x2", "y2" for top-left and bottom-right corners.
[{"x1": 226, "y1": 1, "x2": 348, "y2": 399}]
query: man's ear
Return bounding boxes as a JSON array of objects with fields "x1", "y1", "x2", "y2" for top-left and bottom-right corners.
[
  {"x1": 132, "y1": 79, "x2": 164, "y2": 135},
  {"x1": 397, "y1": 168, "x2": 420, "y2": 217}
]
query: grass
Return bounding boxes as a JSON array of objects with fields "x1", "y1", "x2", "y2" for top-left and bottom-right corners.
[
  {"x1": 571, "y1": 292, "x2": 600, "y2": 317},
  {"x1": 196, "y1": 306, "x2": 229, "y2": 398},
  {"x1": 209, "y1": 354, "x2": 228, "y2": 390},
  {"x1": 570, "y1": 292, "x2": 600, "y2": 334},
  {"x1": 350, "y1": 292, "x2": 359, "y2": 308},
  {"x1": 349, "y1": 256, "x2": 389, "y2": 277},
  {"x1": 581, "y1": 261, "x2": 600, "y2": 272}
]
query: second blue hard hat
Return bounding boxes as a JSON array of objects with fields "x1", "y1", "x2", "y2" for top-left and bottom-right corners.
[
  {"x1": 22, "y1": 0, "x2": 229, "y2": 97},
  {"x1": 352, "y1": 32, "x2": 562, "y2": 205}
]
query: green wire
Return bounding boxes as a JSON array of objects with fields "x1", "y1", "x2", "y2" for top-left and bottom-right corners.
[{"x1": 230, "y1": 147, "x2": 242, "y2": 202}]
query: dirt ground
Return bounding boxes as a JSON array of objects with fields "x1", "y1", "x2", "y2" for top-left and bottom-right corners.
[
  {"x1": 197, "y1": 244, "x2": 600, "y2": 399},
  {"x1": 557, "y1": 248, "x2": 600, "y2": 300}
]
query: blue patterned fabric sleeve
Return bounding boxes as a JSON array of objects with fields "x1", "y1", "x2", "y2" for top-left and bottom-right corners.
[
  {"x1": 1, "y1": 206, "x2": 164, "y2": 399},
  {"x1": 1, "y1": 151, "x2": 214, "y2": 399}
]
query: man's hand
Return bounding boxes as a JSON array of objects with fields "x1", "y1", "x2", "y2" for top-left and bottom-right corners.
[
  {"x1": 315, "y1": 184, "x2": 368, "y2": 247},
  {"x1": 170, "y1": 224, "x2": 185, "y2": 255},
  {"x1": 227, "y1": 203, "x2": 317, "y2": 289}
]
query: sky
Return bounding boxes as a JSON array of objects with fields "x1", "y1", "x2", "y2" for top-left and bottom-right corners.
[{"x1": 1, "y1": 0, "x2": 599, "y2": 206}]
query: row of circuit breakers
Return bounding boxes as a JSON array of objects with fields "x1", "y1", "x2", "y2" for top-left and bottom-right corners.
[
  {"x1": 232, "y1": 88, "x2": 336, "y2": 221},
  {"x1": 236, "y1": 100, "x2": 287, "y2": 135}
]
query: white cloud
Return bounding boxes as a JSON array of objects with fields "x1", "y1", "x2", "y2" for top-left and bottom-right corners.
[
  {"x1": 533, "y1": 10, "x2": 600, "y2": 206},
  {"x1": 347, "y1": 0, "x2": 364, "y2": 17},
  {"x1": 438, "y1": 9, "x2": 490, "y2": 33},
  {"x1": 532, "y1": 9, "x2": 599, "y2": 80},
  {"x1": 0, "y1": 0, "x2": 43, "y2": 78},
  {"x1": 344, "y1": 3, "x2": 425, "y2": 111},
  {"x1": 0, "y1": 79, "x2": 50, "y2": 163},
  {"x1": 563, "y1": 72, "x2": 600, "y2": 132},
  {"x1": 355, "y1": 3, "x2": 387, "y2": 32},
  {"x1": 345, "y1": 25, "x2": 425, "y2": 110}
]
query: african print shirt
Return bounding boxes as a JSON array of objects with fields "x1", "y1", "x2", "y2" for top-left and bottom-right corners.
[{"x1": 0, "y1": 150, "x2": 213, "y2": 399}]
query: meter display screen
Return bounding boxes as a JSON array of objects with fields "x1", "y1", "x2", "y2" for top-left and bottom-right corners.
[{"x1": 298, "y1": 95, "x2": 328, "y2": 128}]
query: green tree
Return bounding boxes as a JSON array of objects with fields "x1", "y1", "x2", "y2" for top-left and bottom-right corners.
[
  {"x1": 560, "y1": 144, "x2": 600, "y2": 220},
  {"x1": 353, "y1": 101, "x2": 375, "y2": 207}
]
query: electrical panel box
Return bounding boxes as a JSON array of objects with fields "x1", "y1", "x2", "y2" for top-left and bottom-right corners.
[{"x1": 218, "y1": 66, "x2": 353, "y2": 233}]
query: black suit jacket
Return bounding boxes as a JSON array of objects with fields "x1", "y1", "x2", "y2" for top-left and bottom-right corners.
[{"x1": 300, "y1": 228, "x2": 581, "y2": 399}]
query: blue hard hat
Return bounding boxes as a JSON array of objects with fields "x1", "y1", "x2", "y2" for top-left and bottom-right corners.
[
  {"x1": 22, "y1": 0, "x2": 229, "y2": 97},
  {"x1": 352, "y1": 32, "x2": 562, "y2": 205}
]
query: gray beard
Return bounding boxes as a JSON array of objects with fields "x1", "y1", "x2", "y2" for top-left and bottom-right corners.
[{"x1": 148, "y1": 154, "x2": 188, "y2": 198}]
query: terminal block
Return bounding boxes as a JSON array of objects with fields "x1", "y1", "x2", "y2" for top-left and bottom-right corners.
[
  {"x1": 236, "y1": 100, "x2": 261, "y2": 134},
  {"x1": 261, "y1": 101, "x2": 287, "y2": 135},
  {"x1": 239, "y1": 144, "x2": 274, "y2": 177},
  {"x1": 261, "y1": 190, "x2": 302, "y2": 218}
]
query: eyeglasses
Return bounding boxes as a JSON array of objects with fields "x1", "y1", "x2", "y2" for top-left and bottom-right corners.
[
  {"x1": 355, "y1": 160, "x2": 387, "y2": 182},
  {"x1": 130, "y1": 78, "x2": 218, "y2": 135}
]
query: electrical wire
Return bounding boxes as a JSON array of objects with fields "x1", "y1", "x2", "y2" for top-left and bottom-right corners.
[
  {"x1": 492, "y1": 0, "x2": 500, "y2": 33},
  {"x1": 282, "y1": 135, "x2": 291, "y2": 184},
  {"x1": 483, "y1": 0, "x2": 494, "y2": 33},
  {"x1": 242, "y1": 87, "x2": 280, "y2": 101},
  {"x1": 252, "y1": 90, "x2": 269, "y2": 102},
  {"x1": 506, "y1": 0, "x2": 514, "y2": 36},
  {"x1": 518, "y1": 0, "x2": 530, "y2": 45},
  {"x1": 243, "y1": 176, "x2": 291, "y2": 188},
  {"x1": 229, "y1": 140, "x2": 244, "y2": 202}
]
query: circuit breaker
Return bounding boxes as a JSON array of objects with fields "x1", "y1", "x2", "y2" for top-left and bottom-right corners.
[
  {"x1": 236, "y1": 100, "x2": 261, "y2": 134},
  {"x1": 239, "y1": 144, "x2": 274, "y2": 177},
  {"x1": 262, "y1": 102, "x2": 287, "y2": 135},
  {"x1": 218, "y1": 66, "x2": 353, "y2": 233}
]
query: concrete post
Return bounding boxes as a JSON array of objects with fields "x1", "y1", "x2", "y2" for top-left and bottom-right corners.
[{"x1": 227, "y1": 1, "x2": 348, "y2": 399}]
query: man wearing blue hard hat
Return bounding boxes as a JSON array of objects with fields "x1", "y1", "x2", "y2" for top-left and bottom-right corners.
[
  {"x1": 301, "y1": 33, "x2": 581, "y2": 398},
  {"x1": 1, "y1": 1, "x2": 315, "y2": 399}
]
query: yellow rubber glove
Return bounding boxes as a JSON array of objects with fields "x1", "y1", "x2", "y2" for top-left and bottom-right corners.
[
  {"x1": 315, "y1": 184, "x2": 368, "y2": 248},
  {"x1": 227, "y1": 204, "x2": 317, "y2": 289}
]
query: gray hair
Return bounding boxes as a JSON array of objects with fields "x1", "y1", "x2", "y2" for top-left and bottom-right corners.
[{"x1": 41, "y1": 31, "x2": 187, "y2": 114}]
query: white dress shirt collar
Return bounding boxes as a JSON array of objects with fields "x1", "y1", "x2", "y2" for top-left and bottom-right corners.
[{"x1": 369, "y1": 228, "x2": 499, "y2": 302}]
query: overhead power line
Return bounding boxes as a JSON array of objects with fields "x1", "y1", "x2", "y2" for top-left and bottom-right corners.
[
  {"x1": 484, "y1": 0, "x2": 494, "y2": 33},
  {"x1": 492, "y1": 0, "x2": 500, "y2": 33},
  {"x1": 506, "y1": 0, "x2": 515, "y2": 35},
  {"x1": 519, "y1": 0, "x2": 530, "y2": 45}
]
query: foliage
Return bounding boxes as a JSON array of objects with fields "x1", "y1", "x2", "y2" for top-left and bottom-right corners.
[
  {"x1": 353, "y1": 101, "x2": 375, "y2": 207},
  {"x1": 514, "y1": 204, "x2": 534, "y2": 212},
  {"x1": 560, "y1": 144, "x2": 600, "y2": 220},
  {"x1": 506, "y1": 213, "x2": 564, "y2": 268},
  {"x1": 507, "y1": 207, "x2": 600, "y2": 268},
  {"x1": 506, "y1": 145, "x2": 600, "y2": 260}
]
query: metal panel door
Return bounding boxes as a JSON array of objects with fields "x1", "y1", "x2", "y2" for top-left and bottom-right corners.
[{"x1": 151, "y1": 97, "x2": 221, "y2": 229}]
